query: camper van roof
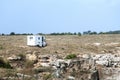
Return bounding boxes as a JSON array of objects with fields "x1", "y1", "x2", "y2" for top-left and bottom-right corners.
[{"x1": 27, "y1": 35, "x2": 43, "y2": 36}]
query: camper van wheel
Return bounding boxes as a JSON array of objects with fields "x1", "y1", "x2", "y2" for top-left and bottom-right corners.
[{"x1": 37, "y1": 45, "x2": 40, "y2": 47}]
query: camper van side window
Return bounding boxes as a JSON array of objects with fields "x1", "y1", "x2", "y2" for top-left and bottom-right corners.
[
  {"x1": 30, "y1": 37, "x2": 33, "y2": 40},
  {"x1": 38, "y1": 37, "x2": 40, "y2": 40}
]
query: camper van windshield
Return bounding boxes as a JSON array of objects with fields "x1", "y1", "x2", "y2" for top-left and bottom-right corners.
[{"x1": 42, "y1": 36, "x2": 45, "y2": 42}]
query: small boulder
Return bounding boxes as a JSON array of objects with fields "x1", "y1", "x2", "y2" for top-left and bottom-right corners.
[{"x1": 7, "y1": 55, "x2": 21, "y2": 61}]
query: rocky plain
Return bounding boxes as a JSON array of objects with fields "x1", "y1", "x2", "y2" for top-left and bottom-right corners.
[{"x1": 0, "y1": 34, "x2": 120, "y2": 80}]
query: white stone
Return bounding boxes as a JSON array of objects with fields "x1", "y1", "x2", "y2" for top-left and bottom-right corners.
[{"x1": 26, "y1": 54, "x2": 37, "y2": 61}]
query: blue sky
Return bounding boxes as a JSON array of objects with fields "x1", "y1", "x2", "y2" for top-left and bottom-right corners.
[{"x1": 0, "y1": 0, "x2": 120, "y2": 34}]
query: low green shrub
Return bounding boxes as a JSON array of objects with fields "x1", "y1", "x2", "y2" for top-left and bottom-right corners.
[
  {"x1": 65, "y1": 54, "x2": 77, "y2": 59},
  {"x1": 0, "y1": 45, "x2": 3, "y2": 50},
  {"x1": 43, "y1": 74, "x2": 53, "y2": 80},
  {"x1": 0, "y1": 57, "x2": 12, "y2": 69}
]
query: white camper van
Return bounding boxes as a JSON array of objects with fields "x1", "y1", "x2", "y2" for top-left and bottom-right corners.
[{"x1": 27, "y1": 35, "x2": 47, "y2": 47}]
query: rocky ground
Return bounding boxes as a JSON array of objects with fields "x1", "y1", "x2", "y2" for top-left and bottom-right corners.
[{"x1": 0, "y1": 34, "x2": 120, "y2": 80}]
